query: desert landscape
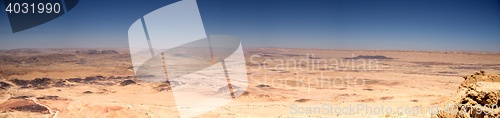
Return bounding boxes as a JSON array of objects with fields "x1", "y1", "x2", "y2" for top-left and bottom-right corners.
[{"x1": 0, "y1": 48, "x2": 499, "y2": 118}]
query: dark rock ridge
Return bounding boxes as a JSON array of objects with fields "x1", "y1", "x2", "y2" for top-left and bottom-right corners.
[
  {"x1": 344, "y1": 55, "x2": 394, "y2": 60},
  {"x1": 5, "y1": 49, "x2": 41, "y2": 54},
  {"x1": 8, "y1": 76, "x2": 134, "y2": 89},
  {"x1": 75, "y1": 50, "x2": 118, "y2": 54},
  {"x1": 9, "y1": 78, "x2": 51, "y2": 88},
  {"x1": 0, "y1": 53, "x2": 76, "y2": 64},
  {"x1": 0, "y1": 81, "x2": 12, "y2": 89},
  {"x1": 9, "y1": 96, "x2": 32, "y2": 99},
  {"x1": 11, "y1": 105, "x2": 50, "y2": 114}
]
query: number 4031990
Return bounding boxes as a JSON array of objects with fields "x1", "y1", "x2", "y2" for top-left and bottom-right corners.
[{"x1": 5, "y1": 3, "x2": 61, "y2": 14}]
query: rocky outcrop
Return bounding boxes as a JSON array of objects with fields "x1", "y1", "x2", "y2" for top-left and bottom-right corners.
[
  {"x1": 119, "y1": 80, "x2": 136, "y2": 86},
  {"x1": 9, "y1": 78, "x2": 51, "y2": 88},
  {"x1": 0, "y1": 81, "x2": 12, "y2": 89},
  {"x1": 435, "y1": 71, "x2": 500, "y2": 118},
  {"x1": 11, "y1": 105, "x2": 50, "y2": 114},
  {"x1": 153, "y1": 82, "x2": 172, "y2": 91}
]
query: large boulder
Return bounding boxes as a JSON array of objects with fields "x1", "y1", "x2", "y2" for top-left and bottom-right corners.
[{"x1": 435, "y1": 71, "x2": 500, "y2": 118}]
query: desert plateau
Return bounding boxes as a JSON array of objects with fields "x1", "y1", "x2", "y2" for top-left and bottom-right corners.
[{"x1": 0, "y1": 48, "x2": 499, "y2": 118}]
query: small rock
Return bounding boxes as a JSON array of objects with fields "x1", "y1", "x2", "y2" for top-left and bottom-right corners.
[
  {"x1": 295, "y1": 99, "x2": 311, "y2": 103},
  {"x1": 256, "y1": 84, "x2": 271, "y2": 88},
  {"x1": 120, "y1": 80, "x2": 136, "y2": 86}
]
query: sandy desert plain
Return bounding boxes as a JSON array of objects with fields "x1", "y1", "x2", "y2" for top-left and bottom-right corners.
[{"x1": 0, "y1": 48, "x2": 499, "y2": 118}]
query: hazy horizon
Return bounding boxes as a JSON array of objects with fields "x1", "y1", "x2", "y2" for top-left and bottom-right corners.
[{"x1": 2, "y1": 46, "x2": 500, "y2": 53}]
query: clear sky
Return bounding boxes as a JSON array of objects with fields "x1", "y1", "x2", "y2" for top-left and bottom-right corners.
[{"x1": 1, "y1": 0, "x2": 500, "y2": 52}]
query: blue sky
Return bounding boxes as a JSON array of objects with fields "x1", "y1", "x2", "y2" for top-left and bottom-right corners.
[{"x1": 1, "y1": 0, "x2": 500, "y2": 52}]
